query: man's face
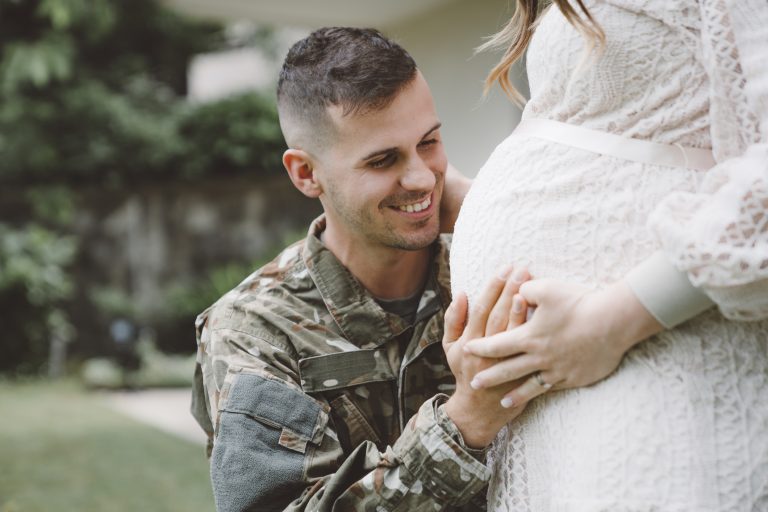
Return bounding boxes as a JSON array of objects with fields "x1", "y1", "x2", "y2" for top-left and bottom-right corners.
[{"x1": 315, "y1": 73, "x2": 447, "y2": 252}]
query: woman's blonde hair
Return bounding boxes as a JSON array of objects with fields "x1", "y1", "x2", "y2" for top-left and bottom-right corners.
[{"x1": 479, "y1": 0, "x2": 605, "y2": 105}]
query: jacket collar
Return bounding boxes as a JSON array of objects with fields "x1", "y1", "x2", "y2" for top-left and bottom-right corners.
[{"x1": 302, "y1": 216, "x2": 450, "y2": 348}]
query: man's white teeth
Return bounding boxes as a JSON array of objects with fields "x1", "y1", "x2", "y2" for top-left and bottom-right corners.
[{"x1": 397, "y1": 197, "x2": 431, "y2": 213}]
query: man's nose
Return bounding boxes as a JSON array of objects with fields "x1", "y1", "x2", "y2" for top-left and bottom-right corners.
[{"x1": 400, "y1": 157, "x2": 436, "y2": 191}]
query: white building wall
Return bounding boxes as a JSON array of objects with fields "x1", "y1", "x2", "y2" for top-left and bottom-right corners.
[{"x1": 188, "y1": 48, "x2": 275, "y2": 102}]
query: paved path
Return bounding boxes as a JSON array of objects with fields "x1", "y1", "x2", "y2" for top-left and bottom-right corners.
[{"x1": 104, "y1": 388, "x2": 208, "y2": 445}]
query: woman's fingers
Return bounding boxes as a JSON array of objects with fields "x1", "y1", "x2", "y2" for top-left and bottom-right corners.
[
  {"x1": 465, "y1": 265, "x2": 514, "y2": 337},
  {"x1": 464, "y1": 326, "x2": 529, "y2": 358},
  {"x1": 442, "y1": 292, "x2": 468, "y2": 346},
  {"x1": 500, "y1": 371, "x2": 559, "y2": 408},
  {"x1": 471, "y1": 353, "x2": 540, "y2": 389},
  {"x1": 517, "y1": 278, "x2": 553, "y2": 307}
]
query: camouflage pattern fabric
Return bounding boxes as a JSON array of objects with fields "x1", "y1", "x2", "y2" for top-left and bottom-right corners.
[{"x1": 191, "y1": 216, "x2": 490, "y2": 511}]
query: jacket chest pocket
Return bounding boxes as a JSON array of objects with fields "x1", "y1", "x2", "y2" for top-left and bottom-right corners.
[{"x1": 299, "y1": 349, "x2": 396, "y2": 451}]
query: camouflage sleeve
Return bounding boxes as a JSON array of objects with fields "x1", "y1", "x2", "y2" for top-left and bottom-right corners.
[
  {"x1": 195, "y1": 329, "x2": 490, "y2": 511},
  {"x1": 289, "y1": 395, "x2": 491, "y2": 512}
]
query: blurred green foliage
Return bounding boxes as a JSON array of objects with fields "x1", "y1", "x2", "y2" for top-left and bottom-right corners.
[
  {"x1": 0, "y1": 223, "x2": 76, "y2": 374},
  {"x1": 0, "y1": 0, "x2": 283, "y2": 184},
  {"x1": 164, "y1": 262, "x2": 257, "y2": 321},
  {"x1": 0, "y1": 225, "x2": 75, "y2": 306},
  {"x1": 162, "y1": 230, "x2": 303, "y2": 321},
  {"x1": 0, "y1": 0, "x2": 288, "y2": 375},
  {"x1": 179, "y1": 92, "x2": 284, "y2": 177}
]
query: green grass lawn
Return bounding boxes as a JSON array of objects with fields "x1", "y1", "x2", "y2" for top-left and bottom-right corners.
[{"x1": 0, "y1": 381, "x2": 215, "y2": 512}]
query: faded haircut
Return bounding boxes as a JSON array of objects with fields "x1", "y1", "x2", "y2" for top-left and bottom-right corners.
[{"x1": 277, "y1": 27, "x2": 417, "y2": 150}]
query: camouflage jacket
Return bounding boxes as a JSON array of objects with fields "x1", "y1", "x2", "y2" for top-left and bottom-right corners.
[{"x1": 191, "y1": 216, "x2": 491, "y2": 512}]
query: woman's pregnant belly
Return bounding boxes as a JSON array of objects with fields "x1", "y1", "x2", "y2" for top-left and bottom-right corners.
[
  {"x1": 450, "y1": 135, "x2": 705, "y2": 303},
  {"x1": 455, "y1": 134, "x2": 768, "y2": 511}
]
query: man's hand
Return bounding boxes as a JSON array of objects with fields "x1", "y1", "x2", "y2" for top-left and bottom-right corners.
[
  {"x1": 439, "y1": 163, "x2": 472, "y2": 233},
  {"x1": 442, "y1": 266, "x2": 530, "y2": 448}
]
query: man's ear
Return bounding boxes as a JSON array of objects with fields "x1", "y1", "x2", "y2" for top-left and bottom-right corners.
[{"x1": 283, "y1": 149, "x2": 322, "y2": 198}]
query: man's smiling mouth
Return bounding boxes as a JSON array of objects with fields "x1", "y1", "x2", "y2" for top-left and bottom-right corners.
[{"x1": 394, "y1": 195, "x2": 432, "y2": 213}]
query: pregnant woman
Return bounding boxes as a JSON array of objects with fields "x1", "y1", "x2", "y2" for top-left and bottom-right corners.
[{"x1": 449, "y1": 0, "x2": 768, "y2": 509}]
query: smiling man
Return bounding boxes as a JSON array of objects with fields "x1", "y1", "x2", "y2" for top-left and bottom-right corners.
[{"x1": 191, "y1": 27, "x2": 524, "y2": 512}]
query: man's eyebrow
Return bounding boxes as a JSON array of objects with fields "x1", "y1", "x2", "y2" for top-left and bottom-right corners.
[
  {"x1": 360, "y1": 122, "x2": 442, "y2": 161},
  {"x1": 421, "y1": 122, "x2": 442, "y2": 140}
]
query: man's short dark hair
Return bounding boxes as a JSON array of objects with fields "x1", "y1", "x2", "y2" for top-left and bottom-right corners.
[{"x1": 277, "y1": 27, "x2": 418, "y2": 149}]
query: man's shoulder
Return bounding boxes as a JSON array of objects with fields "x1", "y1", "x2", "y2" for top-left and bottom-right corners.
[
  {"x1": 432, "y1": 234, "x2": 452, "y2": 303},
  {"x1": 197, "y1": 237, "x2": 322, "y2": 346},
  {"x1": 436, "y1": 234, "x2": 452, "y2": 263}
]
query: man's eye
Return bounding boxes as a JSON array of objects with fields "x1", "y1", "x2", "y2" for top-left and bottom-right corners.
[
  {"x1": 418, "y1": 138, "x2": 438, "y2": 148},
  {"x1": 369, "y1": 154, "x2": 396, "y2": 169}
]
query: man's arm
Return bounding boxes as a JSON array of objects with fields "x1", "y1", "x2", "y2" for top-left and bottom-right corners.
[
  {"x1": 194, "y1": 328, "x2": 492, "y2": 512},
  {"x1": 193, "y1": 265, "x2": 530, "y2": 512}
]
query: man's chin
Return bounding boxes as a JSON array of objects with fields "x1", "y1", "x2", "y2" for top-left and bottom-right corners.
[{"x1": 388, "y1": 225, "x2": 441, "y2": 251}]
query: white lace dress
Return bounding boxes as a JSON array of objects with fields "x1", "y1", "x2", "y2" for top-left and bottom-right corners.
[{"x1": 450, "y1": 1, "x2": 768, "y2": 510}]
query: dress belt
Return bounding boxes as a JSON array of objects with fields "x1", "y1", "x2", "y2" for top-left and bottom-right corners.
[{"x1": 514, "y1": 118, "x2": 716, "y2": 171}]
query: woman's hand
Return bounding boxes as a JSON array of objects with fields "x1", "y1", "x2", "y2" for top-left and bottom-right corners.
[{"x1": 464, "y1": 279, "x2": 664, "y2": 408}]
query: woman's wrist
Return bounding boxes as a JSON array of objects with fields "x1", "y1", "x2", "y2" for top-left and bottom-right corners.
[{"x1": 595, "y1": 281, "x2": 665, "y2": 354}]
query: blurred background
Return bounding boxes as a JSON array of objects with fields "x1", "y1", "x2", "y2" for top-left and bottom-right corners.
[{"x1": 0, "y1": 0, "x2": 525, "y2": 510}]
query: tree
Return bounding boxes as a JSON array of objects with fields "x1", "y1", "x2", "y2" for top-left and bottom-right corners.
[
  {"x1": 0, "y1": 0, "x2": 286, "y2": 374},
  {"x1": 0, "y1": 0, "x2": 224, "y2": 184}
]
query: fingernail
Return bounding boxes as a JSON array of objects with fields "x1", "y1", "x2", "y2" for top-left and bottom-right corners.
[
  {"x1": 512, "y1": 268, "x2": 527, "y2": 282},
  {"x1": 512, "y1": 296, "x2": 523, "y2": 313},
  {"x1": 470, "y1": 378, "x2": 483, "y2": 390},
  {"x1": 497, "y1": 264, "x2": 514, "y2": 280},
  {"x1": 500, "y1": 397, "x2": 515, "y2": 408}
]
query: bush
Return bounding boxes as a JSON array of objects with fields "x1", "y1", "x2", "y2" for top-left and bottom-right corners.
[
  {"x1": 0, "y1": 0, "x2": 284, "y2": 186},
  {"x1": 0, "y1": 223, "x2": 76, "y2": 374},
  {"x1": 0, "y1": 0, "x2": 288, "y2": 374},
  {"x1": 178, "y1": 92, "x2": 285, "y2": 178},
  {"x1": 0, "y1": 79, "x2": 183, "y2": 184}
]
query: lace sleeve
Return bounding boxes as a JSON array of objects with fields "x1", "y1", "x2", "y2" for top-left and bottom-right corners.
[{"x1": 646, "y1": 0, "x2": 768, "y2": 321}]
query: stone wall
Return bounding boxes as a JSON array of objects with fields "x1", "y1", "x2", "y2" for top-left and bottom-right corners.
[
  {"x1": 74, "y1": 175, "x2": 320, "y2": 315},
  {"x1": 2, "y1": 174, "x2": 322, "y2": 356}
]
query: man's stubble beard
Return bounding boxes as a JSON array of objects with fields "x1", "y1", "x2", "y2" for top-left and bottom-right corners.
[{"x1": 324, "y1": 182, "x2": 441, "y2": 252}]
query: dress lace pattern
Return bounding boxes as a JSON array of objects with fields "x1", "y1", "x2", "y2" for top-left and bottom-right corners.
[{"x1": 450, "y1": 1, "x2": 768, "y2": 509}]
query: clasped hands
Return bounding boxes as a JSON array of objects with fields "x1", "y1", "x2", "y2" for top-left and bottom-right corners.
[{"x1": 442, "y1": 264, "x2": 661, "y2": 448}]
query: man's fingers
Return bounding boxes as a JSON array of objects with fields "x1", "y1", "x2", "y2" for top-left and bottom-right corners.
[
  {"x1": 499, "y1": 371, "x2": 557, "y2": 409},
  {"x1": 464, "y1": 327, "x2": 529, "y2": 358},
  {"x1": 466, "y1": 265, "x2": 513, "y2": 336},
  {"x1": 443, "y1": 292, "x2": 468, "y2": 346},
  {"x1": 470, "y1": 354, "x2": 540, "y2": 389},
  {"x1": 485, "y1": 275, "x2": 515, "y2": 336},
  {"x1": 507, "y1": 294, "x2": 528, "y2": 330}
]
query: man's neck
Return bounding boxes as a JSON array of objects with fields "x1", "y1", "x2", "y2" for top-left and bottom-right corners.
[{"x1": 320, "y1": 230, "x2": 432, "y2": 300}]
